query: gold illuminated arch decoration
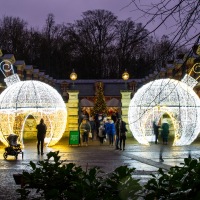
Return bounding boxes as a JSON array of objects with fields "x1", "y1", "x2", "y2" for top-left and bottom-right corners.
[
  {"x1": 0, "y1": 60, "x2": 67, "y2": 147},
  {"x1": 189, "y1": 62, "x2": 200, "y2": 80}
]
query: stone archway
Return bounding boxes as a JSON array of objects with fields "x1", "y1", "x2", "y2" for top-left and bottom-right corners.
[
  {"x1": 138, "y1": 107, "x2": 179, "y2": 145},
  {"x1": 18, "y1": 112, "x2": 54, "y2": 147},
  {"x1": 143, "y1": 107, "x2": 180, "y2": 144},
  {"x1": 22, "y1": 115, "x2": 37, "y2": 140}
]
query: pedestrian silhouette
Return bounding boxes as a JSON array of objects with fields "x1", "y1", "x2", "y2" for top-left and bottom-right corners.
[
  {"x1": 36, "y1": 118, "x2": 47, "y2": 155},
  {"x1": 159, "y1": 145, "x2": 164, "y2": 162},
  {"x1": 161, "y1": 119, "x2": 170, "y2": 145},
  {"x1": 115, "y1": 118, "x2": 127, "y2": 150},
  {"x1": 153, "y1": 120, "x2": 160, "y2": 144}
]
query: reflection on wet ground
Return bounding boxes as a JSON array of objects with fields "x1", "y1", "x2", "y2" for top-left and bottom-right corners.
[{"x1": 1, "y1": 137, "x2": 200, "y2": 199}]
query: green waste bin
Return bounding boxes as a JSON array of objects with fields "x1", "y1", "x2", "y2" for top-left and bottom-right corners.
[{"x1": 69, "y1": 130, "x2": 80, "y2": 145}]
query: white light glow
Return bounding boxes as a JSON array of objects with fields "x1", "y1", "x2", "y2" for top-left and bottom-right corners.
[
  {"x1": 0, "y1": 60, "x2": 14, "y2": 77},
  {"x1": 4, "y1": 74, "x2": 21, "y2": 87},
  {"x1": 128, "y1": 78, "x2": 200, "y2": 146},
  {"x1": 0, "y1": 80, "x2": 67, "y2": 147},
  {"x1": 181, "y1": 74, "x2": 198, "y2": 88}
]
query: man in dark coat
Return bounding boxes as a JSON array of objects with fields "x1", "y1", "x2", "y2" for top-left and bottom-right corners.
[
  {"x1": 153, "y1": 121, "x2": 160, "y2": 144},
  {"x1": 161, "y1": 120, "x2": 170, "y2": 145},
  {"x1": 36, "y1": 118, "x2": 47, "y2": 155},
  {"x1": 115, "y1": 118, "x2": 127, "y2": 150}
]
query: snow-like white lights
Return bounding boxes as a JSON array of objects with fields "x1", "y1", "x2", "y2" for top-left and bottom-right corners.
[
  {"x1": 128, "y1": 77, "x2": 200, "y2": 146},
  {"x1": 0, "y1": 80, "x2": 67, "y2": 147}
]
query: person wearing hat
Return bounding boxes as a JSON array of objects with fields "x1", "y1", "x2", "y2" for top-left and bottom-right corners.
[
  {"x1": 115, "y1": 117, "x2": 127, "y2": 150},
  {"x1": 106, "y1": 117, "x2": 116, "y2": 146},
  {"x1": 161, "y1": 119, "x2": 169, "y2": 145},
  {"x1": 79, "y1": 118, "x2": 91, "y2": 146}
]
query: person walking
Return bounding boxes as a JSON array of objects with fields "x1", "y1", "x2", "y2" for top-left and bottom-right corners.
[
  {"x1": 161, "y1": 119, "x2": 170, "y2": 145},
  {"x1": 118, "y1": 118, "x2": 127, "y2": 151},
  {"x1": 107, "y1": 117, "x2": 116, "y2": 146},
  {"x1": 115, "y1": 118, "x2": 122, "y2": 150},
  {"x1": 98, "y1": 121, "x2": 105, "y2": 145},
  {"x1": 36, "y1": 118, "x2": 47, "y2": 155},
  {"x1": 95, "y1": 114, "x2": 103, "y2": 140},
  {"x1": 79, "y1": 118, "x2": 91, "y2": 146},
  {"x1": 153, "y1": 120, "x2": 160, "y2": 144},
  {"x1": 89, "y1": 116, "x2": 96, "y2": 141}
]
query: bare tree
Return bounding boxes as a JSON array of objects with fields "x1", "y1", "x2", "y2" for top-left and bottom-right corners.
[
  {"x1": 125, "y1": 0, "x2": 200, "y2": 49},
  {"x1": 115, "y1": 19, "x2": 150, "y2": 77},
  {"x1": 67, "y1": 9, "x2": 118, "y2": 78},
  {"x1": 41, "y1": 13, "x2": 57, "y2": 75},
  {"x1": 0, "y1": 16, "x2": 28, "y2": 56}
]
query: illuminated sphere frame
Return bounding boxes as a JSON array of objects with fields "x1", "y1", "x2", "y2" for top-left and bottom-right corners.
[
  {"x1": 0, "y1": 80, "x2": 67, "y2": 147},
  {"x1": 128, "y1": 77, "x2": 200, "y2": 146}
]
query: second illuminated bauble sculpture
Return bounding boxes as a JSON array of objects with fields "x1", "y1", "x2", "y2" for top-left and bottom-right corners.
[{"x1": 128, "y1": 74, "x2": 200, "y2": 146}]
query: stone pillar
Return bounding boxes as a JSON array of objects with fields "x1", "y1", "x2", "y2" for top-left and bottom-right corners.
[
  {"x1": 0, "y1": 49, "x2": 3, "y2": 57},
  {"x1": 39, "y1": 72, "x2": 45, "y2": 82},
  {"x1": 65, "y1": 90, "x2": 79, "y2": 137},
  {"x1": 33, "y1": 69, "x2": 39, "y2": 80},
  {"x1": 25, "y1": 65, "x2": 33, "y2": 80},
  {"x1": 159, "y1": 68, "x2": 166, "y2": 78},
  {"x1": 120, "y1": 90, "x2": 132, "y2": 137},
  {"x1": 14, "y1": 61, "x2": 25, "y2": 80}
]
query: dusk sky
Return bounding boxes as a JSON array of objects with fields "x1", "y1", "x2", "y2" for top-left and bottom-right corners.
[
  {"x1": 0, "y1": 0, "x2": 134, "y2": 26},
  {"x1": 0, "y1": 0, "x2": 165, "y2": 37}
]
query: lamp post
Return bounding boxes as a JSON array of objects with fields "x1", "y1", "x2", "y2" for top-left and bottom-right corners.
[
  {"x1": 70, "y1": 68, "x2": 77, "y2": 89},
  {"x1": 122, "y1": 69, "x2": 129, "y2": 90}
]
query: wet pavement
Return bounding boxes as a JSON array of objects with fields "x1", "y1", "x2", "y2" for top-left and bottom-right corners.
[{"x1": 1, "y1": 136, "x2": 200, "y2": 199}]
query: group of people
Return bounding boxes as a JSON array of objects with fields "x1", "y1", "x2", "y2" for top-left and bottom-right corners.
[
  {"x1": 36, "y1": 116, "x2": 170, "y2": 155},
  {"x1": 79, "y1": 114, "x2": 128, "y2": 151},
  {"x1": 35, "y1": 114, "x2": 127, "y2": 155}
]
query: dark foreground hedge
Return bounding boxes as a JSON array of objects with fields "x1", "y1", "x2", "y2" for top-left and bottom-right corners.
[{"x1": 16, "y1": 151, "x2": 200, "y2": 200}]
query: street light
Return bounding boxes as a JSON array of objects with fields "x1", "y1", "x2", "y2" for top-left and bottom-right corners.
[
  {"x1": 122, "y1": 69, "x2": 129, "y2": 89},
  {"x1": 70, "y1": 68, "x2": 77, "y2": 88}
]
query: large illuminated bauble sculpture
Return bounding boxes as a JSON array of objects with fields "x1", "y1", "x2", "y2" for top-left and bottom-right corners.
[
  {"x1": 128, "y1": 75, "x2": 200, "y2": 146},
  {"x1": 0, "y1": 79, "x2": 67, "y2": 147}
]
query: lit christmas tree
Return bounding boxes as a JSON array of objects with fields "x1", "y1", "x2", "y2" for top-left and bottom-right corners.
[{"x1": 92, "y1": 82, "x2": 107, "y2": 116}]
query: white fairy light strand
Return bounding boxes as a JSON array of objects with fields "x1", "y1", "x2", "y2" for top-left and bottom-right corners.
[{"x1": 0, "y1": 60, "x2": 14, "y2": 77}]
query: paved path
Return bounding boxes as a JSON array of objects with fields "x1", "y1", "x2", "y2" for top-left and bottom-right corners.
[{"x1": 0, "y1": 137, "x2": 200, "y2": 199}]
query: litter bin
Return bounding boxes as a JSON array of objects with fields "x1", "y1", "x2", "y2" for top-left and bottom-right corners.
[{"x1": 69, "y1": 130, "x2": 80, "y2": 145}]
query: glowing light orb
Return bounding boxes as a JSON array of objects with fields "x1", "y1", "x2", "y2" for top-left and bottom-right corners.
[
  {"x1": 0, "y1": 80, "x2": 67, "y2": 147},
  {"x1": 128, "y1": 78, "x2": 200, "y2": 146}
]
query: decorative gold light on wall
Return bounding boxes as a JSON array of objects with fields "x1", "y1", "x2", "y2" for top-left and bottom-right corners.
[
  {"x1": 128, "y1": 76, "x2": 200, "y2": 146},
  {"x1": 188, "y1": 62, "x2": 200, "y2": 81}
]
